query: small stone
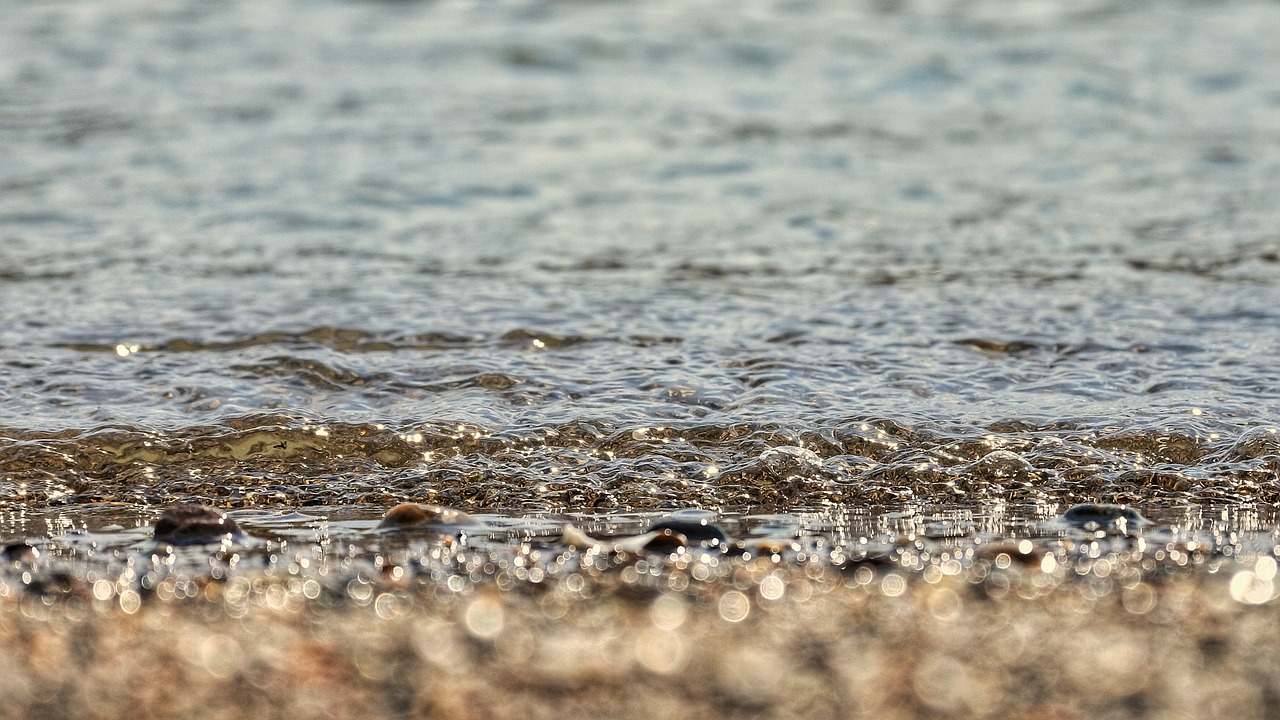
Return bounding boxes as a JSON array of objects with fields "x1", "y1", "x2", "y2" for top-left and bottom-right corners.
[
  {"x1": 378, "y1": 503, "x2": 472, "y2": 529},
  {"x1": 649, "y1": 519, "x2": 728, "y2": 548},
  {"x1": 153, "y1": 505, "x2": 242, "y2": 544},
  {"x1": 2, "y1": 542, "x2": 39, "y2": 563},
  {"x1": 1060, "y1": 503, "x2": 1150, "y2": 534}
]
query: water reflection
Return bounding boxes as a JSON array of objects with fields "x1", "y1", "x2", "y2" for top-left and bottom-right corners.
[{"x1": 0, "y1": 501, "x2": 1277, "y2": 614}]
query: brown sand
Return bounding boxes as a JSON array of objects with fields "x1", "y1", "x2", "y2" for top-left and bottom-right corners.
[{"x1": 0, "y1": 559, "x2": 1274, "y2": 720}]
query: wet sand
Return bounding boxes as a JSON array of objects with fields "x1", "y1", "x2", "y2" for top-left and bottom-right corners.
[{"x1": 1, "y1": 554, "x2": 1275, "y2": 720}]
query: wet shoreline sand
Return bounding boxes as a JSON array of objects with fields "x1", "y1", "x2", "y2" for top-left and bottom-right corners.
[{"x1": 3, "y1": 528, "x2": 1278, "y2": 720}]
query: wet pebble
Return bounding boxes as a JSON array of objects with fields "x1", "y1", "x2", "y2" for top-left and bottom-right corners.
[
  {"x1": 561, "y1": 517, "x2": 731, "y2": 554},
  {"x1": 1059, "y1": 504, "x2": 1150, "y2": 535},
  {"x1": 649, "y1": 519, "x2": 728, "y2": 548},
  {"x1": 153, "y1": 505, "x2": 243, "y2": 544},
  {"x1": 2, "y1": 542, "x2": 39, "y2": 564},
  {"x1": 378, "y1": 503, "x2": 472, "y2": 529}
]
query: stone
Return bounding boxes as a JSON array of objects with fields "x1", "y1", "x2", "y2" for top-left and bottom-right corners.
[
  {"x1": 378, "y1": 503, "x2": 473, "y2": 529},
  {"x1": 153, "y1": 505, "x2": 243, "y2": 543}
]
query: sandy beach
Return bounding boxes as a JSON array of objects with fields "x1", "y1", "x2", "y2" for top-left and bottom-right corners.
[{"x1": 1, "y1": 536, "x2": 1276, "y2": 719}]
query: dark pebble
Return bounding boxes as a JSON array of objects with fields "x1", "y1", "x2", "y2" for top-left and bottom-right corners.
[
  {"x1": 2, "y1": 542, "x2": 39, "y2": 563},
  {"x1": 649, "y1": 518, "x2": 728, "y2": 548},
  {"x1": 378, "y1": 503, "x2": 472, "y2": 529},
  {"x1": 1060, "y1": 503, "x2": 1150, "y2": 533},
  {"x1": 153, "y1": 505, "x2": 243, "y2": 544}
]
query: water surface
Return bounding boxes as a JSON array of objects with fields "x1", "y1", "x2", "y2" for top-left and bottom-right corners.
[{"x1": 3, "y1": 0, "x2": 1280, "y2": 543}]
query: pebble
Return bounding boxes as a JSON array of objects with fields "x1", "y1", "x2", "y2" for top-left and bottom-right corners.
[
  {"x1": 562, "y1": 517, "x2": 731, "y2": 553},
  {"x1": 152, "y1": 505, "x2": 243, "y2": 544},
  {"x1": 378, "y1": 503, "x2": 473, "y2": 529},
  {"x1": 1059, "y1": 503, "x2": 1150, "y2": 534},
  {"x1": 2, "y1": 542, "x2": 39, "y2": 563},
  {"x1": 648, "y1": 519, "x2": 728, "y2": 548}
]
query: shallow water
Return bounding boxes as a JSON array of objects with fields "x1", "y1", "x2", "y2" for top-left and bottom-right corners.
[{"x1": 3, "y1": 0, "x2": 1280, "y2": 565}]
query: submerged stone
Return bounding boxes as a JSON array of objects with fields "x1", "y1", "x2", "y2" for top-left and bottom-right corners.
[
  {"x1": 378, "y1": 503, "x2": 472, "y2": 529},
  {"x1": 2, "y1": 542, "x2": 39, "y2": 563},
  {"x1": 1059, "y1": 503, "x2": 1151, "y2": 534},
  {"x1": 561, "y1": 519, "x2": 729, "y2": 554},
  {"x1": 153, "y1": 505, "x2": 243, "y2": 544},
  {"x1": 649, "y1": 519, "x2": 728, "y2": 548},
  {"x1": 561, "y1": 525, "x2": 680, "y2": 553}
]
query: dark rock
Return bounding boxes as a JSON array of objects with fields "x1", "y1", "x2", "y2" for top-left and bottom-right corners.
[
  {"x1": 649, "y1": 518, "x2": 728, "y2": 548},
  {"x1": 2, "y1": 542, "x2": 39, "y2": 563},
  {"x1": 378, "y1": 503, "x2": 472, "y2": 529},
  {"x1": 153, "y1": 505, "x2": 243, "y2": 544},
  {"x1": 1060, "y1": 503, "x2": 1150, "y2": 534}
]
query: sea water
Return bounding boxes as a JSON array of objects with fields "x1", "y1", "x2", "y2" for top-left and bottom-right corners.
[{"x1": 2, "y1": 0, "x2": 1280, "y2": 576}]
